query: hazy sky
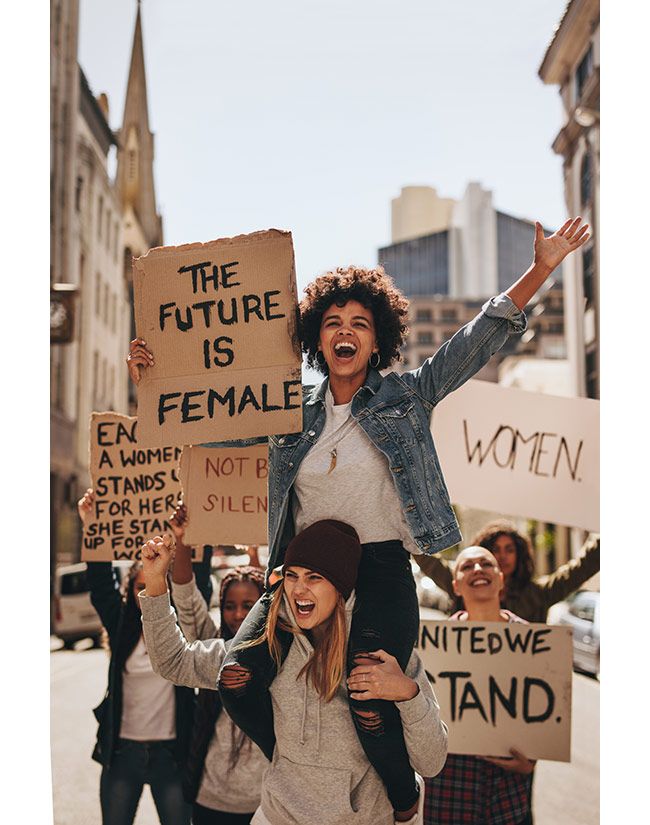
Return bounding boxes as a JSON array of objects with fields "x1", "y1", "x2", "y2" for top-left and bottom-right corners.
[{"x1": 79, "y1": 0, "x2": 569, "y2": 295}]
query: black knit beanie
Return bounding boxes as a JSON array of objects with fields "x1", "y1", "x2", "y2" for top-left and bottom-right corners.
[{"x1": 282, "y1": 520, "x2": 362, "y2": 599}]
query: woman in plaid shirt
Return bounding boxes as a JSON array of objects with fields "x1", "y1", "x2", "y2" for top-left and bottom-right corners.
[{"x1": 424, "y1": 546, "x2": 535, "y2": 825}]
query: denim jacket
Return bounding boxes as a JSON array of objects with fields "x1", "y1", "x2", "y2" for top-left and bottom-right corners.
[{"x1": 204, "y1": 294, "x2": 526, "y2": 577}]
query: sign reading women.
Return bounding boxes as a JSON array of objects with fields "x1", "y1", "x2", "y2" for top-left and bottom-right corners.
[
  {"x1": 133, "y1": 229, "x2": 302, "y2": 447},
  {"x1": 431, "y1": 380, "x2": 599, "y2": 531},
  {"x1": 179, "y1": 444, "x2": 269, "y2": 546},
  {"x1": 82, "y1": 412, "x2": 184, "y2": 562},
  {"x1": 417, "y1": 620, "x2": 573, "y2": 761}
]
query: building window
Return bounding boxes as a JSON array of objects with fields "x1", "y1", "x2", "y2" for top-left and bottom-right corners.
[
  {"x1": 114, "y1": 221, "x2": 119, "y2": 262},
  {"x1": 124, "y1": 247, "x2": 133, "y2": 282},
  {"x1": 75, "y1": 176, "x2": 83, "y2": 212},
  {"x1": 415, "y1": 309, "x2": 432, "y2": 323},
  {"x1": 128, "y1": 149, "x2": 137, "y2": 180},
  {"x1": 580, "y1": 153, "x2": 593, "y2": 207},
  {"x1": 97, "y1": 196, "x2": 103, "y2": 239},
  {"x1": 106, "y1": 209, "x2": 111, "y2": 249},
  {"x1": 103, "y1": 283, "x2": 109, "y2": 325},
  {"x1": 582, "y1": 246, "x2": 594, "y2": 307},
  {"x1": 441, "y1": 308, "x2": 457, "y2": 321},
  {"x1": 417, "y1": 331, "x2": 433, "y2": 345},
  {"x1": 95, "y1": 274, "x2": 102, "y2": 318},
  {"x1": 92, "y1": 350, "x2": 99, "y2": 406},
  {"x1": 585, "y1": 348, "x2": 598, "y2": 399},
  {"x1": 575, "y1": 43, "x2": 593, "y2": 102}
]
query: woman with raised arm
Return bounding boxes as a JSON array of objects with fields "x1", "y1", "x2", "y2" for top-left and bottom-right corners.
[
  {"x1": 168, "y1": 504, "x2": 267, "y2": 825},
  {"x1": 77, "y1": 490, "x2": 212, "y2": 825},
  {"x1": 139, "y1": 520, "x2": 448, "y2": 825},
  {"x1": 415, "y1": 521, "x2": 600, "y2": 623},
  {"x1": 127, "y1": 217, "x2": 589, "y2": 820}
]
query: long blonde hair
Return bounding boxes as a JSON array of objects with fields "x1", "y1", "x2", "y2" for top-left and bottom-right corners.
[{"x1": 241, "y1": 580, "x2": 348, "y2": 702}]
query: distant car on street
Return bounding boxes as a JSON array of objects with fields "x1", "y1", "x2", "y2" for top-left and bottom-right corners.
[
  {"x1": 412, "y1": 562, "x2": 453, "y2": 613},
  {"x1": 550, "y1": 590, "x2": 600, "y2": 679},
  {"x1": 52, "y1": 563, "x2": 103, "y2": 649}
]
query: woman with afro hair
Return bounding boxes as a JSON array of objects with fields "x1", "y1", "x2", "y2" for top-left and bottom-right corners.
[{"x1": 128, "y1": 217, "x2": 590, "y2": 822}]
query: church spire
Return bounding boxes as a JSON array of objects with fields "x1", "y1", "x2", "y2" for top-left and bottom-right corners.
[{"x1": 116, "y1": 2, "x2": 162, "y2": 248}]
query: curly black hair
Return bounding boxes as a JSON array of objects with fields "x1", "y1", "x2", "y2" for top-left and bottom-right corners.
[
  {"x1": 471, "y1": 520, "x2": 536, "y2": 590},
  {"x1": 299, "y1": 265, "x2": 409, "y2": 374}
]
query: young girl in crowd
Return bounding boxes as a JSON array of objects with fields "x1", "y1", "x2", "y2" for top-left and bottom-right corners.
[
  {"x1": 78, "y1": 490, "x2": 212, "y2": 825},
  {"x1": 415, "y1": 521, "x2": 600, "y2": 623},
  {"x1": 168, "y1": 504, "x2": 267, "y2": 825},
  {"x1": 127, "y1": 217, "x2": 589, "y2": 820},
  {"x1": 138, "y1": 519, "x2": 448, "y2": 825},
  {"x1": 423, "y1": 545, "x2": 536, "y2": 825}
]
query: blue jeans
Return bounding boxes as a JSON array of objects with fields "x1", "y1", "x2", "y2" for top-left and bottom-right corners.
[
  {"x1": 100, "y1": 738, "x2": 191, "y2": 825},
  {"x1": 219, "y1": 541, "x2": 420, "y2": 812}
]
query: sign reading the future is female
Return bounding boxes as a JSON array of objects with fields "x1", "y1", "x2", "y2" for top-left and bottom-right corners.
[{"x1": 133, "y1": 229, "x2": 303, "y2": 447}]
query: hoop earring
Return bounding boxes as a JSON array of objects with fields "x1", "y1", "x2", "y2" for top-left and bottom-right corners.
[
  {"x1": 369, "y1": 352, "x2": 380, "y2": 368},
  {"x1": 316, "y1": 351, "x2": 326, "y2": 366}
]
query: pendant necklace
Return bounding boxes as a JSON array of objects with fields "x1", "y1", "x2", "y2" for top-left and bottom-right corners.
[{"x1": 326, "y1": 415, "x2": 358, "y2": 474}]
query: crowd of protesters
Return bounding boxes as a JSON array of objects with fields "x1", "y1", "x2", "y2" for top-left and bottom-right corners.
[{"x1": 68, "y1": 216, "x2": 599, "y2": 824}]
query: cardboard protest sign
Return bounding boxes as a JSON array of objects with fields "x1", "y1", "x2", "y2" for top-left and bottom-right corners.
[
  {"x1": 431, "y1": 380, "x2": 599, "y2": 531},
  {"x1": 417, "y1": 620, "x2": 573, "y2": 761},
  {"x1": 179, "y1": 444, "x2": 269, "y2": 546},
  {"x1": 82, "y1": 412, "x2": 184, "y2": 562},
  {"x1": 133, "y1": 229, "x2": 302, "y2": 447}
]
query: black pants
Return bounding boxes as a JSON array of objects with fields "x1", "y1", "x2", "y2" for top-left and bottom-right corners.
[
  {"x1": 219, "y1": 540, "x2": 420, "y2": 811},
  {"x1": 192, "y1": 802, "x2": 253, "y2": 824}
]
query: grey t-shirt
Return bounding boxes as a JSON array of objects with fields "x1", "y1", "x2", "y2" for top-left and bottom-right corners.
[{"x1": 292, "y1": 388, "x2": 419, "y2": 553}]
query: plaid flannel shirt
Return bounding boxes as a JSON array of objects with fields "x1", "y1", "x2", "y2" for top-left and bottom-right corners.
[
  {"x1": 423, "y1": 754, "x2": 532, "y2": 825},
  {"x1": 424, "y1": 609, "x2": 532, "y2": 824}
]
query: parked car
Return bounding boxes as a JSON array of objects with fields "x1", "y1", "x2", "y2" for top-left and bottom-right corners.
[
  {"x1": 552, "y1": 590, "x2": 600, "y2": 679},
  {"x1": 52, "y1": 563, "x2": 103, "y2": 649},
  {"x1": 412, "y1": 563, "x2": 453, "y2": 613}
]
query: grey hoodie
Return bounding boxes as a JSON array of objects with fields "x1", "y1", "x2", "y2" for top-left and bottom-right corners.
[
  {"x1": 140, "y1": 589, "x2": 447, "y2": 825},
  {"x1": 253, "y1": 593, "x2": 447, "y2": 825},
  {"x1": 171, "y1": 577, "x2": 266, "y2": 815}
]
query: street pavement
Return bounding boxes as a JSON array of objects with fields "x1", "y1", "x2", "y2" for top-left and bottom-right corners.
[{"x1": 50, "y1": 634, "x2": 599, "y2": 825}]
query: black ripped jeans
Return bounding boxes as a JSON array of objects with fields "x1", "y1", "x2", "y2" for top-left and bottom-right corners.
[{"x1": 218, "y1": 540, "x2": 421, "y2": 812}]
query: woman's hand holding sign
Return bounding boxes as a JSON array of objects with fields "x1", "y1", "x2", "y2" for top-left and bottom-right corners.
[
  {"x1": 77, "y1": 488, "x2": 95, "y2": 525},
  {"x1": 483, "y1": 748, "x2": 536, "y2": 775},
  {"x1": 126, "y1": 337, "x2": 154, "y2": 385},
  {"x1": 169, "y1": 502, "x2": 194, "y2": 585}
]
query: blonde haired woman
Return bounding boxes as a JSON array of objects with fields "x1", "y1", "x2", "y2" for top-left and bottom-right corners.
[{"x1": 139, "y1": 520, "x2": 448, "y2": 825}]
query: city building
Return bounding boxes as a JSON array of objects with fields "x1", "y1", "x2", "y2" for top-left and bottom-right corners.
[
  {"x1": 115, "y1": 4, "x2": 163, "y2": 417},
  {"x1": 50, "y1": 2, "x2": 162, "y2": 569},
  {"x1": 51, "y1": 0, "x2": 81, "y2": 579},
  {"x1": 396, "y1": 280, "x2": 565, "y2": 381},
  {"x1": 380, "y1": 182, "x2": 559, "y2": 299},
  {"x1": 539, "y1": 0, "x2": 599, "y2": 399},
  {"x1": 73, "y1": 69, "x2": 130, "y2": 476}
]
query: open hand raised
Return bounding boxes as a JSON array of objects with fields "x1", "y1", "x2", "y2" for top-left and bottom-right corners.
[{"x1": 534, "y1": 217, "x2": 590, "y2": 272}]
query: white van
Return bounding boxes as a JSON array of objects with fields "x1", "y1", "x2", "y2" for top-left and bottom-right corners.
[{"x1": 52, "y1": 563, "x2": 103, "y2": 648}]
